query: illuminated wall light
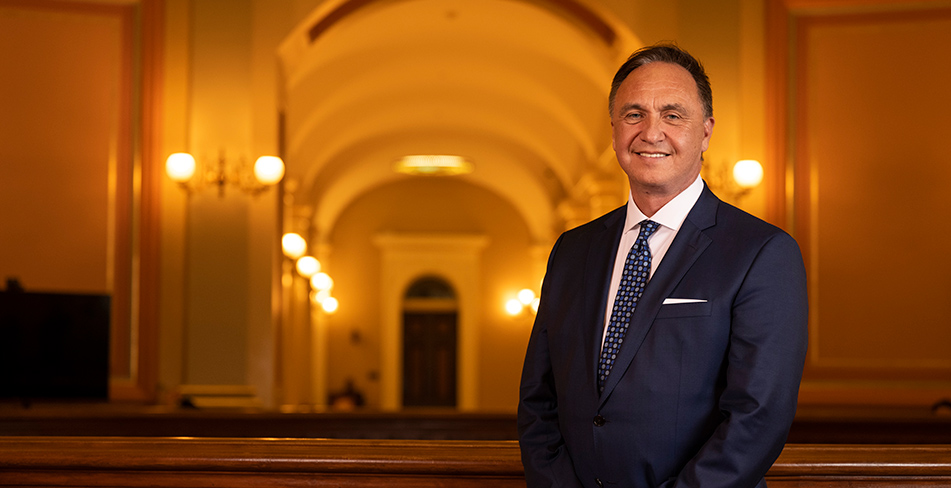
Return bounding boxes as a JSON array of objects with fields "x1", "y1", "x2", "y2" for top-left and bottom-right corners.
[
  {"x1": 282, "y1": 233, "x2": 307, "y2": 259},
  {"x1": 295, "y1": 256, "x2": 321, "y2": 278},
  {"x1": 164, "y1": 152, "x2": 284, "y2": 195},
  {"x1": 314, "y1": 289, "x2": 332, "y2": 303},
  {"x1": 733, "y1": 159, "x2": 764, "y2": 189},
  {"x1": 311, "y1": 272, "x2": 334, "y2": 291},
  {"x1": 287, "y1": 236, "x2": 337, "y2": 314},
  {"x1": 253, "y1": 156, "x2": 285, "y2": 185},
  {"x1": 507, "y1": 288, "x2": 539, "y2": 317},
  {"x1": 505, "y1": 298, "x2": 524, "y2": 316},
  {"x1": 166, "y1": 152, "x2": 196, "y2": 182},
  {"x1": 321, "y1": 297, "x2": 339, "y2": 314}
]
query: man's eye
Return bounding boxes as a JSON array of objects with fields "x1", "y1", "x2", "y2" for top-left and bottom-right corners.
[
  {"x1": 664, "y1": 113, "x2": 682, "y2": 120},
  {"x1": 624, "y1": 113, "x2": 642, "y2": 120}
]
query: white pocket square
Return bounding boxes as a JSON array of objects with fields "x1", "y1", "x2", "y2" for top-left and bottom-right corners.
[{"x1": 663, "y1": 298, "x2": 708, "y2": 304}]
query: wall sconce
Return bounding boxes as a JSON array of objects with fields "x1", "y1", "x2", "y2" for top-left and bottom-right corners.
[
  {"x1": 166, "y1": 151, "x2": 285, "y2": 196},
  {"x1": 703, "y1": 159, "x2": 763, "y2": 200},
  {"x1": 296, "y1": 256, "x2": 321, "y2": 278},
  {"x1": 282, "y1": 233, "x2": 307, "y2": 259},
  {"x1": 282, "y1": 232, "x2": 338, "y2": 314},
  {"x1": 505, "y1": 288, "x2": 539, "y2": 317}
]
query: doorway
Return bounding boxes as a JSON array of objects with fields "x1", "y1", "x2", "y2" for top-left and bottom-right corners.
[{"x1": 402, "y1": 277, "x2": 457, "y2": 407}]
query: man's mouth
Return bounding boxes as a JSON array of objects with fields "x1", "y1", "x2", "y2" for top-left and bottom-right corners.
[{"x1": 635, "y1": 152, "x2": 669, "y2": 158}]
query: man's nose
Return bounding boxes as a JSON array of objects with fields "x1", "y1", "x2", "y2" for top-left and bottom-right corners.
[{"x1": 639, "y1": 116, "x2": 664, "y2": 143}]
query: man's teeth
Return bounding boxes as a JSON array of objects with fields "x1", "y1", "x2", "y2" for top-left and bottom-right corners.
[{"x1": 637, "y1": 152, "x2": 668, "y2": 158}]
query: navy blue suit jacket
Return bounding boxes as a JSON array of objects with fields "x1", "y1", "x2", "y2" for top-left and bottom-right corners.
[{"x1": 518, "y1": 185, "x2": 808, "y2": 487}]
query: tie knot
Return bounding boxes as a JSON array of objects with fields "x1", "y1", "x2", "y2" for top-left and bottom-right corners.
[{"x1": 637, "y1": 220, "x2": 659, "y2": 240}]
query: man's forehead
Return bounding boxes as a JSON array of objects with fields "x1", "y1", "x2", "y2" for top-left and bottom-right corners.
[{"x1": 615, "y1": 63, "x2": 702, "y2": 107}]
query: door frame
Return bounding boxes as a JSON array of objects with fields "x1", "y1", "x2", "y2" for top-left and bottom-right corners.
[{"x1": 373, "y1": 233, "x2": 488, "y2": 411}]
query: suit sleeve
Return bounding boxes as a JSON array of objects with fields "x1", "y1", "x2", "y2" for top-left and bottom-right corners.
[
  {"x1": 517, "y1": 235, "x2": 585, "y2": 488},
  {"x1": 666, "y1": 232, "x2": 809, "y2": 488}
]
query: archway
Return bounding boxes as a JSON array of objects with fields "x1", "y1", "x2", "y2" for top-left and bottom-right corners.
[
  {"x1": 277, "y1": 0, "x2": 641, "y2": 245},
  {"x1": 275, "y1": 0, "x2": 641, "y2": 409}
]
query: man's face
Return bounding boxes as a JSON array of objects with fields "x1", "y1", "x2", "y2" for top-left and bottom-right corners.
[{"x1": 611, "y1": 62, "x2": 714, "y2": 199}]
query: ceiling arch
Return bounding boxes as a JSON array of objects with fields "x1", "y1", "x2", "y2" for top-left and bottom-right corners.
[{"x1": 277, "y1": 0, "x2": 640, "y2": 243}]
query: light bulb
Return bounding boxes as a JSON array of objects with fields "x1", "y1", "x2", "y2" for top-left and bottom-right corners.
[
  {"x1": 165, "y1": 153, "x2": 196, "y2": 182},
  {"x1": 254, "y1": 156, "x2": 285, "y2": 185},
  {"x1": 314, "y1": 289, "x2": 332, "y2": 303},
  {"x1": 505, "y1": 298, "x2": 523, "y2": 316},
  {"x1": 295, "y1": 256, "x2": 320, "y2": 277},
  {"x1": 517, "y1": 288, "x2": 536, "y2": 305},
  {"x1": 321, "y1": 296, "x2": 339, "y2": 313},
  {"x1": 282, "y1": 233, "x2": 307, "y2": 259},
  {"x1": 311, "y1": 272, "x2": 334, "y2": 291},
  {"x1": 733, "y1": 160, "x2": 764, "y2": 189}
]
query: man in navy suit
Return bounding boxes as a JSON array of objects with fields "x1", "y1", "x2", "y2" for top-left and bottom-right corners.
[{"x1": 517, "y1": 44, "x2": 808, "y2": 487}]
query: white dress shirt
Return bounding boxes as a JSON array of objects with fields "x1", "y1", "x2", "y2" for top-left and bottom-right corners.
[{"x1": 601, "y1": 175, "x2": 704, "y2": 348}]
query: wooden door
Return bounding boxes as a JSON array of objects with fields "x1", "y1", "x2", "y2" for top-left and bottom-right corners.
[{"x1": 402, "y1": 312, "x2": 457, "y2": 407}]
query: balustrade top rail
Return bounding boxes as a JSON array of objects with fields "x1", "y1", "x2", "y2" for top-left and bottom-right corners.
[
  {"x1": 3, "y1": 405, "x2": 951, "y2": 442},
  {"x1": 1, "y1": 437, "x2": 951, "y2": 487}
]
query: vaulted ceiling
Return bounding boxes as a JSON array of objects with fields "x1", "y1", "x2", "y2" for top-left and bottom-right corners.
[{"x1": 278, "y1": 0, "x2": 639, "y2": 243}]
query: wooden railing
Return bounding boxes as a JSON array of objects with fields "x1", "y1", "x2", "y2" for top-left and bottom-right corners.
[
  {"x1": 1, "y1": 437, "x2": 950, "y2": 487},
  {"x1": 3, "y1": 405, "x2": 951, "y2": 443}
]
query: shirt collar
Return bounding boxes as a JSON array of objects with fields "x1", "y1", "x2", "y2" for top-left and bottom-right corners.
[{"x1": 624, "y1": 174, "x2": 704, "y2": 233}]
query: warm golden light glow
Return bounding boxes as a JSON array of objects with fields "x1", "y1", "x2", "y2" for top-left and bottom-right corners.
[
  {"x1": 282, "y1": 233, "x2": 307, "y2": 259},
  {"x1": 311, "y1": 272, "x2": 334, "y2": 291},
  {"x1": 507, "y1": 288, "x2": 539, "y2": 317},
  {"x1": 165, "y1": 152, "x2": 283, "y2": 194},
  {"x1": 505, "y1": 298, "x2": 523, "y2": 316},
  {"x1": 254, "y1": 156, "x2": 285, "y2": 185},
  {"x1": 394, "y1": 155, "x2": 473, "y2": 176},
  {"x1": 733, "y1": 160, "x2": 764, "y2": 189},
  {"x1": 321, "y1": 296, "x2": 339, "y2": 314},
  {"x1": 166, "y1": 153, "x2": 196, "y2": 182},
  {"x1": 295, "y1": 256, "x2": 321, "y2": 277},
  {"x1": 314, "y1": 289, "x2": 332, "y2": 303}
]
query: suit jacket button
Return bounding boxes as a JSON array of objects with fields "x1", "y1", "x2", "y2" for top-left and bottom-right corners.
[
  {"x1": 595, "y1": 478, "x2": 603, "y2": 487},
  {"x1": 593, "y1": 415, "x2": 605, "y2": 427}
]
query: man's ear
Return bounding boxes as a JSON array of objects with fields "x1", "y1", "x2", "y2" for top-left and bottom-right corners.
[
  {"x1": 700, "y1": 116, "x2": 714, "y2": 152},
  {"x1": 610, "y1": 119, "x2": 617, "y2": 152}
]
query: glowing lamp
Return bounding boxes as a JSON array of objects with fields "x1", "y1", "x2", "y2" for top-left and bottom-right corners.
[{"x1": 282, "y1": 233, "x2": 307, "y2": 259}]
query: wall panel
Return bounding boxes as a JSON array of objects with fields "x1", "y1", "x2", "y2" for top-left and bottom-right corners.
[
  {"x1": 770, "y1": 0, "x2": 951, "y2": 406},
  {"x1": 0, "y1": 0, "x2": 162, "y2": 401}
]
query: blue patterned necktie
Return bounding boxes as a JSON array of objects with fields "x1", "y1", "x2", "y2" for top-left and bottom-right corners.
[{"x1": 598, "y1": 219, "x2": 660, "y2": 392}]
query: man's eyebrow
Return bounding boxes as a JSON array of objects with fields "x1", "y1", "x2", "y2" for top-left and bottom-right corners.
[
  {"x1": 618, "y1": 103, "x2": 690, "y2": 113},
  {"x1": 618, "y1": 103, "x2": 645, "y2": 113},
  {"x1": 661, "y1": 103, "x2": 689, "y2": 113}
]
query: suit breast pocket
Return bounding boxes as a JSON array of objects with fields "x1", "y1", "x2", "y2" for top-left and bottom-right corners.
[{"x1": 655, "y1": 301, "x2": 712, "y2": 319}]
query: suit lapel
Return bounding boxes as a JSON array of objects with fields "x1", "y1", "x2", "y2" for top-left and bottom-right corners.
[
  {"x1": 598, "y1": 186, "x2": 719, "y2": 405},
  {"x1": 583, "y1": 207, "x2": 626, "y2": 397}
]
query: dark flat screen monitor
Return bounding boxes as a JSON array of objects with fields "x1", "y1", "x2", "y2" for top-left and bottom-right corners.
[{"x1": 0, "y1": 292, "x2": 110, "y2": 401}]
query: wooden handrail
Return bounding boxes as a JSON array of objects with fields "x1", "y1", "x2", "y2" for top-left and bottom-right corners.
[
  {"x1": 4, "y1": 406, "x2": 951, "y2": 443},
  {"x1": 0, "y1": 437, "x2": 523, "y2": 475},
  {"x1": 1, "y1": 437, "x2": 951, "y2": 486},
  {"x1": 771, "y1": 444, "x2": 951, "y2": 477}
]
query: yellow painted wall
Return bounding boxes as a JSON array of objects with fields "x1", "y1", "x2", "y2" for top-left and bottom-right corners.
[
  {"x1": 8, "y1": 0, "x2": 948, "y2": 411},
  {"x1": 327, "y1": 178, "x2": 534, "y2": 410}
]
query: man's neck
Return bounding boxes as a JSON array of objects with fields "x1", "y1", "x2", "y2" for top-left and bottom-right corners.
[
  {"x1": 631, "y1": 190, "x2": 676, "y2": 217},
  {"x1": 629, "y1": 174, "x2": 700, "y2": 217}
]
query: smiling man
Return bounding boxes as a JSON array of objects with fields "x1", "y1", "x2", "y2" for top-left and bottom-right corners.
[{"x1": 517, "y1": 44, "x2": 808, "y2": 487}]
